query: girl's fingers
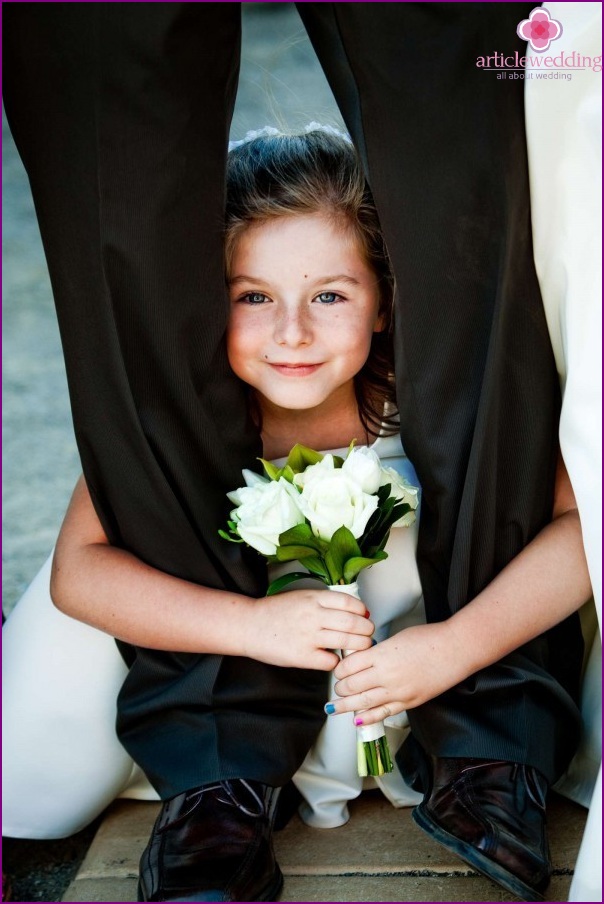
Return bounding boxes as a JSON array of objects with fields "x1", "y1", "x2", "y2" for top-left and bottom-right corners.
[
  {"x1": 312, "y1": 649, "x2": 341, "y2": 671},
  {"x1": 321, "y1": 610, "x2": 375, "y2": 638},
  {"x1": 324, "y1": 693, "x2": 407, "y2": 725},
  {"x1": 320, "y1": 631, "x2": 373, "y2": 652},
  {"x1": 352, "y1": 702, "x2": 407, "y2": 727},
  {"x1": 333, "y1": 665, "x2": 376, "y2": 697},
  {"x1": 317, "y1": 591, "x2": 368, "y2": 617},
  {"x1": 334, "y1": 648, "x2": 374, "y2": 679},
  {"x1": 326, "y1": 687, "x2": 385, "y2": 714}
]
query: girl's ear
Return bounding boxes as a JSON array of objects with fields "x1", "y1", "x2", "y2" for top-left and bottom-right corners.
[
  {"x1": 374, "y1": 315, "x2": 385, "y2": 332},
  {"x1": 373, "y1": 308, "x2": 387, "y2": 333}
]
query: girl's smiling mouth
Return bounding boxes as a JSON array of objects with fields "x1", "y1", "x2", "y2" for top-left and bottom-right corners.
[{"x1": 269, "y1": 363, "x2": 323, "y2": 376}]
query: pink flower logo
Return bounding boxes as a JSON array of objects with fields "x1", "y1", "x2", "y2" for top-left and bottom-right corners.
[{"x1": 517, "y1": 7, "x2": 563, "y2": 52}]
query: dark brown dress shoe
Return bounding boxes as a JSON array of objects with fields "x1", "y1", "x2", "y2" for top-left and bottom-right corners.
[
  {"x1": 138, "y1": 779, "x2": 283, "y2": 902},
  {"x1": 412, "y1": 757, "x2": 552, "y2": 902}
]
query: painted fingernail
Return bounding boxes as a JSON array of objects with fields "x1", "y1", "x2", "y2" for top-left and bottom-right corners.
[
  {"x1": 324, "y1": 703, "x2": 336, "y2": 715},
  {"x1": 364, "y1": 609, "x2": 371, "y2": 619},
  {"x1": 354, "y1": 717, "x2": 364, "y2": 726}
]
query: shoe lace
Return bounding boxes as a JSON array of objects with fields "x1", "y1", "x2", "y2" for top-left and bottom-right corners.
[
  {"x1": 201, "y1": 779, "x2": 266, "y2": 817},
  {"x1": 158, "y1": 779, "x2": 266, "y2": 833}
]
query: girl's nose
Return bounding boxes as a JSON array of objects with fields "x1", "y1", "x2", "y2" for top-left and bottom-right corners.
[{"x1": 273, "y1": 306, "x2": 312, "y2": 347}]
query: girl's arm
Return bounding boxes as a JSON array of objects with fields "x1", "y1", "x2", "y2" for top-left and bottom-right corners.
[
  {"x1": 328, "y1": 451, "x2": 592, "y2": 722},
  {"x1": 50, "y1": 476, "x2": 374, "y2": 671}
]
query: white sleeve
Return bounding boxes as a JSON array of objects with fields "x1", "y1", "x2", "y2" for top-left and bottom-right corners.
[{"x1": 525, "y1": 4, "x2": 602, "y2": 900}]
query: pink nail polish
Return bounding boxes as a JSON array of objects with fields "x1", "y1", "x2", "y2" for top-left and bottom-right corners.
[{"x1": 354, "y1": 717, "x2": 364, "y2": 726}]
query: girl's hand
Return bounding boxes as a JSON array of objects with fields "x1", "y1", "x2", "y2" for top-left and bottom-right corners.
[
  {"x1": 326, "y1": 622, "x2": 471, "y2": 724},
  {"x1": 242, "y1": 588, "x2": 374, "y2": 671}
]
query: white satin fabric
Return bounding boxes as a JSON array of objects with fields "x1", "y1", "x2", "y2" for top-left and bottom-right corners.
[
  {"x1": 524, "y1": 4, "x2": 602, "y2": 899},
  {"x1": 286, "y1": 434, "x2": 426, "y2": 827}
]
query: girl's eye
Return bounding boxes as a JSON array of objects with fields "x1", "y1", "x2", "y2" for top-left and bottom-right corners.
[
  {"x1": 314, "y1": 291, "x2": 341, "y2": 305},
  {"x1": 241, "y1": 292, "x2": 269, "y2": 305}
]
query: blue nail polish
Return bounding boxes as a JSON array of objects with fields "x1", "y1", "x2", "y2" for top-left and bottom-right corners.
[{"x1": 324, "y1": 703, "x2": 336, "y2": 715}]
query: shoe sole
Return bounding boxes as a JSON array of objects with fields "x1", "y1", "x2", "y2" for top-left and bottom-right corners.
[
  {"x1": 137, "y1": 867, "x2": 284, "y2": 902},
  {"x1": 412, "y1": 806, "x2": 547, "y2": 903}
]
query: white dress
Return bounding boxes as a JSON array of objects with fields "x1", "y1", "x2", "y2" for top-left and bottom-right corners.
[
  {"x1": 524, "y1": 5, "x2": 602, "y2": 898},
  {"x1": 2, "y1": 433, "x2": 424, "y2": 839}
]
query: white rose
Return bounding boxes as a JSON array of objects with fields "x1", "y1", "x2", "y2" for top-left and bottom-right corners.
[
  {"x1": 342, "y1": 446, "x2": 382, "y2": 494},
  {"x1": 229, "y1": 477, "x2": 305, "y2": 556},
  {"x1": 380, "y1": 466, "x2": 420, "y2": 527},
  {"x1": 227, "y1": 469, "x2": 271, "y2": 506},
  {"x1": 292, "y1": 454, "x2": 336, "y2": 489},
  {"x1": 297, "y1": 469, "x2": 379, "y2": 542}
]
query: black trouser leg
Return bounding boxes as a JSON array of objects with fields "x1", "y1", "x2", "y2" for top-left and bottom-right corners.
[
  {"x1": 298, "y1": 2, "x2": 582, "y2": 782},
  {"x1": 3, "y1": 3, "x2": 327, "y2": 797}
]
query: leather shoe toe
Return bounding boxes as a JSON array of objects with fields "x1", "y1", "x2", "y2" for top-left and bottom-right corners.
[
  {"x1": 138, "y1": 779, "x2": 283, "y2": 902},
  {"x1": 412, "y1": 757, "x2": 552, "y2": 902}
]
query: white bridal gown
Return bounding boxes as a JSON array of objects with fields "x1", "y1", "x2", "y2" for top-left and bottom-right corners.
[
  {"x1": 2, "y1": 433, "x2": 425, "y2": 839},
  {"x1": 524, "y1": 4, "x2": 602, "y2": 899}
]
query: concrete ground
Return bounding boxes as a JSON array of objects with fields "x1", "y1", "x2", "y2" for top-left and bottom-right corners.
[{"x1": 62, "y1": 793, "x2": 585, "y2": 903}]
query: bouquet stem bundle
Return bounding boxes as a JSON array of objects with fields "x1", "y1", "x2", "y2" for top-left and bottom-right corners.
[
  {"x1": 221, "y1": 442, "x2": 419, "y2": 779},
  {"x1": 356, "y1": 726, "x2": 394, "y2": 777},
  {"x1": 328, "y1": 582, "x2": 393, "y2": 777}
]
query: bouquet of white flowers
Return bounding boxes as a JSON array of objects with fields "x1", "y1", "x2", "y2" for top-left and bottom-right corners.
[{"x1": 220, "y1": 442, "x2": 419, "y2": 776}]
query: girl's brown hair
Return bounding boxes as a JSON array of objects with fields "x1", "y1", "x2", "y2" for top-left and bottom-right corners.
[{"x1": 225, "y1": 129, "x2": 398, "y2": 439}]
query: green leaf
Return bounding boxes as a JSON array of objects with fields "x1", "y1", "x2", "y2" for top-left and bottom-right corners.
[
  {"x1": 275, "y1": 545, "x2": 318, "y2": 562},
  {"x1": 258, "y1": 458, "x2": 282, "y2": 480},
  {"x1": 266, "y1": 571, "x2": 325, "y2": 595},
  {"x1": 377, "y1": 484, "x2": 392, "y2": 504},
  {"x1": 218, "y1": 528, "x2": 243, "y2": 544},
  {"x1": 392, "y1": 502, "x2": 413, "y2": 524},
  {"x1": 324, "y1": 552, "x2": 341, "y2": 586},
  {"x1": 256, "y1": 459, "x2": 297, "y2": 484},
  {"x1": 303, "y1": 556, "x2": 330, "y2": 580},
  {"x1": 332, "y1": 454, "x2": 345, "y2": 468},
  {"x1": 343, "y1": 551, "x2": 388, "y2": 583},
  {"x1": 284, "y1": 444, "x2": 324, "y2": 473},
  {"x1": 278, "y1": 523, "x2": 327, "y2": 553},
  {"x1": 325, "y1": 526, "x2": 361, "y2": 585},
  {"x1": 279, "y1": 523, "x2": 313, "y2": 543}
]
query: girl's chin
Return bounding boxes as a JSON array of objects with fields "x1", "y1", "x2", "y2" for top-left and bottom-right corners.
[
  {"x1": 262, "y1": 395, "x2": 328, "y2": 412},
  {"x1": 258, "y1": 390, "x2": 329, "y2": 414}
]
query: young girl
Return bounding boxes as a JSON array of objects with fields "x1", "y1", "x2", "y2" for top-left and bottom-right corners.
[{"x1": 3, "y1": 128, "x2": 591, "y2": 903}]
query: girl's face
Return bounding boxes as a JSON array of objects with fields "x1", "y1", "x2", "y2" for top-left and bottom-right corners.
[{"x1": 227, "y1": 212, "x2": 383, "y2": 419}]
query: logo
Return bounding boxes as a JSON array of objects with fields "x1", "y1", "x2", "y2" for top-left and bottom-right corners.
[{"x1": 517, "y1": 7, "x2": 563, "y2": 53}]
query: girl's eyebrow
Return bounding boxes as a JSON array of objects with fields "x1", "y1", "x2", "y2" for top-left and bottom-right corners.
[
  {"x1": 313, "y1": 274, "x2": 361, "y2": 287},
  {"x1": 228, "y1": 273, "x2": 361, "y2": 287},
  {"x1": 228, "y1": 274, "x2": 269, "y2": 286}
]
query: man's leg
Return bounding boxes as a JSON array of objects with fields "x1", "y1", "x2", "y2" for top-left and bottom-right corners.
[
  {"x1": 298, "y1": 3, "x2": 583, "y2": 898},
  {"x1": 3, "y1": 1, "x2": 325, "y2": 795},
  {"x1": 3, "y1": 7, "x2": 326, "y2": 900}
]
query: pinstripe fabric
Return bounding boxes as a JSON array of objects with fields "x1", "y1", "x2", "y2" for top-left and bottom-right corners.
[
  {"x1": 300, "y1": 2, "x2": 582, "y2": 783},
  {"x1": 3, "y1": 2, "x2": 582, "y2": 795}
]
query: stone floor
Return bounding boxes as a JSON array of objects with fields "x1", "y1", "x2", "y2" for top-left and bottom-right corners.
[{"x1": 62, "y1": 791, "x2": 586, "y2": 903}]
